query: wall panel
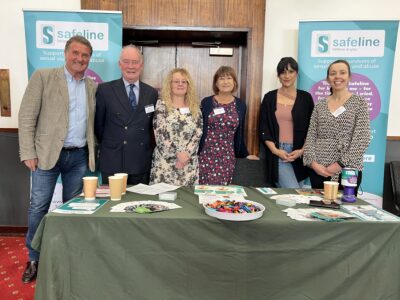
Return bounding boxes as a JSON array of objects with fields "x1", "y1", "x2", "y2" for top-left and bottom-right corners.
[{"x1": 82, "y1": 0, "x2": 266, "y2": 154}]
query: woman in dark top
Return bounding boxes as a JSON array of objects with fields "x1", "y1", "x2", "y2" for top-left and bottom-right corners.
[
  {"x1": 198, "y1": 66, "x2": 258, "y2": 185},
  {"x1": 259, "y1": 57, "x2": 314, "y2": 188}
]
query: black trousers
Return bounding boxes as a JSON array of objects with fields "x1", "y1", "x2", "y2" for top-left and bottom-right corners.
[{"x1": 309, "y1": 168, "x2": 363, "y2": 195}]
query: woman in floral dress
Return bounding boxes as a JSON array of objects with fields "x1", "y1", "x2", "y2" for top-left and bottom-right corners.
[
  {"x1": 150, "y1": 68, "x2": 202, "y2": 185},
  {"x1": 198, "y1": 66, "x2": 258, "y2": 185}
]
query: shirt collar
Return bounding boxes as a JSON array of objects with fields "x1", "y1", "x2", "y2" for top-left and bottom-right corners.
[
  {"x1": 123, "y1": 78, "x2": 139, "y2": 88},
  {"x1": 64, "y1": 66, "x2": 86, "y2": 82}
]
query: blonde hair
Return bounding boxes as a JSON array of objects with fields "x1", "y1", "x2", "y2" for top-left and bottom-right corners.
[{"x1": 161, "y1": 68, "x2": 200, "y2": 118}]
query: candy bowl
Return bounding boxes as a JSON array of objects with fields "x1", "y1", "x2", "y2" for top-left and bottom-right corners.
[{"x1": 203, "y1": 199, "x2": 265, "y2": 221}]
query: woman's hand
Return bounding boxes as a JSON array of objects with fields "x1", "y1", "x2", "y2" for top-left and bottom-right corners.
[
  {"x1": 246, "y1": 155, "x2": 259, "y2": 160},
  {"x1": 311, "y1": 161, "x2": 333, "y2": 177},
  {"x1": 176, "y1": 152, "x2": 190, "y2": 169},
  {"x1": 326, "y1": 162, "x2": 342, "y2": 175},
  {"x1": 175, "y1": 160, "x2": 185, "y2": 169},
  {"x1": 287, "y1": 149, "x2": 304, "y2": 162},
  {"x1": 274, "y1": 149, "x2": 290, "y2": 162}
]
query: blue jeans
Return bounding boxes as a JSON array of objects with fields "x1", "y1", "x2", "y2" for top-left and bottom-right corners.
[
  {"x1": 276, "y1": 143, "x2": 303, "y2": 189},
  {"x1": 26, "y1": 147, "x2": 88, "y2": 261}
]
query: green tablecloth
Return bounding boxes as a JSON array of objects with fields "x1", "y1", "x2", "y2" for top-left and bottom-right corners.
[{"x1": 32, "y1": 187, "x2": 400, "y2": 300}]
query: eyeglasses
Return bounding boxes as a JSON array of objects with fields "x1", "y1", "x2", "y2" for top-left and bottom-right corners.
[
  {"x1": 171, "y1": 80, "x2": 188, "y2": 85},
  {"x1": 120, "y1": 59, "x2": 141, "y2": 66}
]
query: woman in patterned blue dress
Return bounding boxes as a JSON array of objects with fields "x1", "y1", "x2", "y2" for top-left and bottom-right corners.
[{"x1": 198, "y1": 66, "x2": 258, "y2": 185}]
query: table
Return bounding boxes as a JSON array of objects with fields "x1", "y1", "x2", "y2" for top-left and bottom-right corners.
[{"x1": 32, "y1": 187, "x2": 400, "y2": 300}]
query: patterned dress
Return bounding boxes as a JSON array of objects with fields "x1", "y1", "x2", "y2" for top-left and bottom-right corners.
[
  {"x1": 150, "y1": 100, "x2": 203, "y2": 185},
  {"x1": 199, "y1": 99, "x2": 239, "y2": 185},
  {"x1": 303, "y1": 94, "x2": 371, "y2": 181}
]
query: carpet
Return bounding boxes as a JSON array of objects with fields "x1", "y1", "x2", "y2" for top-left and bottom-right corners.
[{"x1": 0, "y1": 236, "x2": 35, "y2": 300}]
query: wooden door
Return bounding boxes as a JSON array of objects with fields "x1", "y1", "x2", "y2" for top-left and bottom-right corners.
[{"x1": 141, "y1": 43, "x2": 241, "y2": 101}]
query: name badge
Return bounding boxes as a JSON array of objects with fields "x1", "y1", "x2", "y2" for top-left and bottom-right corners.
[
  {"x1": 213, "y1": 107, "x2": 225, "y2": 115},
  {"x1": 332, "y1": 106, "x2": 346, "y2": 118},
  {"x1": 179, "y1": 107, "x2": 190, "y2": 115},
  {"x1": 145, "y1": 105, "x2": 155, "y2": 114}
]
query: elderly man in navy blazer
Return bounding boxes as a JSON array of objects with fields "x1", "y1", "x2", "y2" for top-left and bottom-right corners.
[{"x1": 95, "y1": 45, "x2": 158, "y2": 185}]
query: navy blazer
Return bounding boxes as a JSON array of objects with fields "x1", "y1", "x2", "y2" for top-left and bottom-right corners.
[
  {"x1": 259, "y1": 89, "x2": 314, "y2": 185},
  {"x1": 94, "y1": 78, "x2": 158, "y2": 175},
  {"x1": 199, "y1": 95, "x2": 249, "y2": 158}
]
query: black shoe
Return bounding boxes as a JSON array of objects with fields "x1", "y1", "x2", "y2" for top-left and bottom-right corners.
[{"x1": 22, "y1": 261, "x2": 39, "y2": 283}]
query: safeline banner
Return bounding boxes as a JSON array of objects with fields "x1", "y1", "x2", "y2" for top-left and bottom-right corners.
[
  {"x1": 298, "y1": 21, "x2": 399, "y2": 196},
  {"x1": 23, "y1": 10, "x2": 122, "y2": 210},
  {"x1": 23, "y1": 9, "x2": 122, "y2": 82}
]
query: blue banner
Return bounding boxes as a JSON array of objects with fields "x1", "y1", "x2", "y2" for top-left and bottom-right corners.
[
  {"x1": 23, "y1": 9, "x2": 122, "y2": 83},
  {"x1": 298, "y1": 21, "x2": 399, "y2": 196}
]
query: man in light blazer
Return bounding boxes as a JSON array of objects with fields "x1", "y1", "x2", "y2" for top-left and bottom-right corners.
[
  {"x1": 18, "y1": 36, "x2": 96, "y2": 283},
  {"x1": 95, "y1": 45, "x2": 158, "y2": 185}
]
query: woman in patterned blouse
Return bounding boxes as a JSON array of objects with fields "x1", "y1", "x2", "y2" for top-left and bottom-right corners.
[
  {"x1": 150, "y1": 68, "x2": 203, "y2": 185},
  {"x1": 303, "y1": 60, "x2": 371, "y2": 193},
  {"x1": 198, "y1": 66, "x2": 258, "y2": 185}
]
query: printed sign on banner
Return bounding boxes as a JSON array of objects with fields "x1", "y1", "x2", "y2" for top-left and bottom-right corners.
[{"x1": 298, "y1": 21, "x2": 399, "y2": 196}]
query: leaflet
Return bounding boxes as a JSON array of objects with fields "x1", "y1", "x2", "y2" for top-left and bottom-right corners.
[{"x1": 53, "y1": 198, "x2": 108, "y2": 215}]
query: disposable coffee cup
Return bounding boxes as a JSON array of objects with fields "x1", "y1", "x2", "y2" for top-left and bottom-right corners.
[
  {"x1": 83, "y1": 176, "x2": 98, "y2": 200},
  {"x1": 109, "y1": 175, "x2": 123, "y2": 201},
  {"x1": 114, "y1": 173, "x2": 128, "y2": 195},
  {"x1": 323, "y1": 181, "x2": 339, "y2": 201}
]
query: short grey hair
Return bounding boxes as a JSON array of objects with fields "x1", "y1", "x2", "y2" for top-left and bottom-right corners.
[{"x1": 119, "y1": 44, "x2": 143, "y2": 63}]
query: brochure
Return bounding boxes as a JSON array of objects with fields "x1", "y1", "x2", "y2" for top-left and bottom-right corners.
[
  {"x1": 342, "y1": 205, "x2": 400, "y2": 222},
  {"x1": 295, "y1": 189, "x2": 324, "y2": 196},
  {"x1": 283, "y1": 208, "x2": 354, "y2": 221},
  {"x1": 256, "y1": 187, "x2": 277, "y2": 195},
  {"x1": 126, "y1": 183, "x2": 180, "y2": 195},
  {"x1": 194, "y1": 185, "x2": 247, "y2": 196},
  {"x1": 53, "y1": 198, "x2": 108, "y2": 215}
]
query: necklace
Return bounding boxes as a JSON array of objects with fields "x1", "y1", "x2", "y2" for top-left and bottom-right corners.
[{"x1": 278, "y1": 88, "x2": 297, "y2": 101}]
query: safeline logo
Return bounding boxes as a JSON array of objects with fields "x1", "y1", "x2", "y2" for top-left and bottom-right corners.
[
  {"x1": 317, "y1": 34, "x2": 329, "y2": 53},
  {"x1": 36, "y1": 21, "x2": 109, "y2": 51},
  {"x1": 311, "y1": 30, "x2": 385, "y2": 57},
  {"x1": 41, "y1": 25, "x2": 55, "y2": 45}
]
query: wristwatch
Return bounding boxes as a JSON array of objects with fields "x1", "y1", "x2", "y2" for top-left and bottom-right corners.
[{"x1": 337, "y1": 161, "x2": 345, "y2": 168}]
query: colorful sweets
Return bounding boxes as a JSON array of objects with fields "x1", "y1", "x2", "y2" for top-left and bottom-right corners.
[{"x1": 205, "y1": 200, "x2": 261, "y2": 214}]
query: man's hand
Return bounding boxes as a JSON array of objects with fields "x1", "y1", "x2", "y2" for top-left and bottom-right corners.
[{"x1": 24, "y1": 158, "x2": 38, "y2": 172}]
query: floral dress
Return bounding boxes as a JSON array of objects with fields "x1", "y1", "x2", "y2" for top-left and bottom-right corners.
[
  {"x1": 150, "y1": 100, "x2": 203, "y2": 185},
  {"x1": 199, "y1": 99, "x2": 239, "y2": 185}
]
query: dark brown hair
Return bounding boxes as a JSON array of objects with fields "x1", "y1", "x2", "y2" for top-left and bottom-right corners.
[
  {"x1": 64, "y1": 36, "x2": 93, "y2": 56},
  {"x1": 326, "y1": 59, "x2": 351, "y2": 95},
  {"x1": 212, "y1": 66, "x2": 238, "y2": 94}
]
